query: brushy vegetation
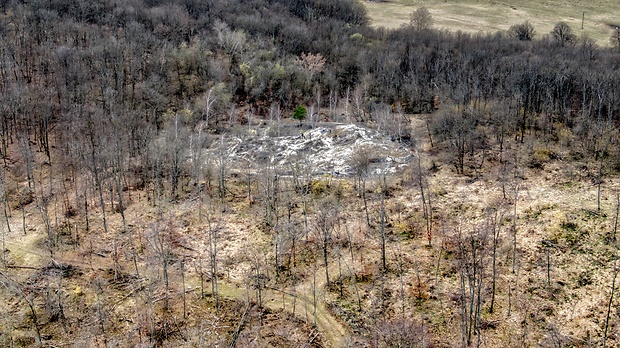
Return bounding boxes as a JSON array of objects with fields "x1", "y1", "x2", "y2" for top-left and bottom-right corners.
[{"x1": 0, "y1": 0, "x2": 619, "y2": 347}]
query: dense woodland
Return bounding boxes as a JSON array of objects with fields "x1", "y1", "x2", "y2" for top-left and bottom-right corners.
[
  {"x1": 1, "y1": 0, "x2": 618, "y2": 152},
  {"x1": 1, "y1": 0, "x2": 620, "y2": 347}
]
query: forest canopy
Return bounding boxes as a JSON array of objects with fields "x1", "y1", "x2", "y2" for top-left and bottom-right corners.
[{"x1": 0, "y1": 0, "x2": 618, "y2": 155}]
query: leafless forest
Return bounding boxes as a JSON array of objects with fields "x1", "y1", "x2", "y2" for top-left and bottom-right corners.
[{"x1": 0, "y1": 0, "x2": 620, "y2": 347}]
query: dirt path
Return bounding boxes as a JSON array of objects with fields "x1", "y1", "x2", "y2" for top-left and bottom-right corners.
[
  {"x1": 3, "y1": 218, "x2": 349, "y2": 347},
  {"x1": 182, "y1": 275, "x2": 347, "y2": 347},
  {"x1": 210, "y1": 215, "x2": 351, "y2": 347},
  {"x1": 261, "y1": 282, "x2": 348, "y2": 347}
]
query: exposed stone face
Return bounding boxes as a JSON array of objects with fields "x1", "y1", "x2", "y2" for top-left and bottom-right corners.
[{"x1": 206, "y1": 123, "x2": 412, "y2": 177}]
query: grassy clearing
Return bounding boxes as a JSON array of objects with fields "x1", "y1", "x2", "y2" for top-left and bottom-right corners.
[{"x1": 362, "y1": 0, "x2": 620, "y2": 46}]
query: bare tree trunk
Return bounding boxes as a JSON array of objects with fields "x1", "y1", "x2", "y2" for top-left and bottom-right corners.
[
  {"x1": 39, "y1": 193, "x2": 54, "y2": 258},
  {"x1": 95, "y1": 279, "x2": 107, "y2": 346},
  {"x1": 459, "y1": 263, "x2": 467, "y2": 348},
  {"x1": 546, "y1": 247, "x2": 551, "y2": 288},
  {"x1": 292, "y1": 264, "x2": 297, "y2": 316},
  {"x1": 315, "y1": 198, "x2": 338, "y2": 289},
  {"x1": 28, "y1": 295, "x2": 43, "y2": 345},
  {"x1": 395, "y1": 246, "x2": 406, "y2": 318},
  {"x1": 313, "y1": 259, "x2": 317, "y2": 326},
  {"x1": 2, "y1": 187, "x2": 11, "y2": 236},
  {"x1": 21, "y1": 190, "x2": 27, "y2": 235},
  {"x1": 363, "y1": 179, "x2": 370, "y2": 227},
  {"x1": 246, "y1": 162, "x2": 252, "y2": 204},
  {"x1": 199, "y1": 256, "x2": 205, "y2": 299},
  {"x1": 345, "y1": 86, "x2": 350, "y2": 124},
  {"x1": 208, "y1": 207, "x2": 219, "y2": 310},
  {"x1": 163, "y1": 250, "x2": 169, "y2": 311},
  {"x1": 56, "y1": 269, "x2": 67, "y2": 329},
  {"x1": 228, "y1": 302, "x2": 250, "y2": 348},
  {"x1": 598, "y1": 157, "x2": 603, "y2": 212},
  {"x1": 512, "y1": 184, "x2": 519, "y2": 273},
  {"x1": 344, "y1": 259, "x2": 362, "y2": 311},
  {"x1": 114, "y1": 163, "x2": 138, "y2": 276},
  {"x1": 416, "y1": 150, "x2": 432, "y2": 246},
  {"x1": 89, "y1": 129, "x2": 108, "y2": 237},
  {"x1": 315, "y1": 85, "x2": 321, "y2": 128},
  {"x1": 475, "y1": 250, "x2": 483, "y2": 348},
  {"x1": 181, "y1": 259, "x2": 187, "y2": 320},
  {"x1": 254, "y1": 254, "x2": 263, "y2": 310},
  {"x1": 490, "y1": 211, "x2": 500, "y2": 314},
  {"x1": 380, "y1": 174, "x2": 387, "y2": 273},
  {"x1": 0, "y1": 273, "x2": 43, "y2": 345},
  {"x1": 507, "y1": 286, "x2": 512, "y2": 317},
  {"x1": 337, "y1": 245, "x2": 343, "y2": 297},
  {"x1": 83, "y1": 183, "x2": 89, "y2": 235},
  {"x1": 613, "y1": 193, "x2": 620, "y2": 242},
  {"x1": 153, "y1": 222, "x2": 171, "y2": 311},
  {"x1": 0, "y1": 171, "x2": 11, "y2": 252},
  {"x1": 513, "y1": 260, "x2": 521, "y2": 315},
  {"x1": 424, "y1": 114, "x2": 434, "y2": 148},
  {"x1": 303, "y1": 195, "x2": 309, "y2": 240},
  {"x1": 322, "y1": 238, "x2": 330, "y2": 288},
  {"x1": 217, "y1": 142, "x2": 228, "y2": 199},
  {"x1": 603, "y1": 260, "x2": 619, "y2": 348}
]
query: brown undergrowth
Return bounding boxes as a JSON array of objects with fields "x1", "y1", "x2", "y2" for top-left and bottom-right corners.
[{"x1": 1, "y1": 115, "x2": 620, "y2": 347}]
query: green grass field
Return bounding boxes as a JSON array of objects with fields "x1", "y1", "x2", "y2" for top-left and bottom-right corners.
[{"x1": 362, "y1": 0, "x2": 620, "y2": 46}]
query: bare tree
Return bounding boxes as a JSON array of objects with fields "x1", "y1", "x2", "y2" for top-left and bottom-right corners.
[
  {"x1": 162, "y1": 109, "x2": 190, "y2": 200},
  {"x1": 414, "y1": 147, "x2": 433, "y2": 247},
  {"x1": 0, "y1": 271, "x2": 43, "y2": 345},
  {"x1": 456, "y1": 222, "x2": 489, "y2": 348},
  {"x1": 17, "y1": 130, "x2": 35, "y2": 190},
  {"x1": 613, "y1": 193, "x2": 620, "y2": 242},
  {"x1": 205, "y1": 200, "x2": 221, "y2": 310},
  {"x1": 314, "y1": 197, "x2": 339, "y2": 288},
  {"x1": 551, "y1": 22, "x2": 577, "y2": 47},
  {"x1": 603, "y1": 260, "x2": 619, "y2": 348},
  {"x1": 488, "y1": 208, "x2": 504, "y2": 314},
  {"x1": 258, "y1": 164, "x2": 279, "y2": 228},
  {"x1": 351, "y1": 146, "x2": 372, "y2": 227},
  {"x1": 508, "y1": 21, "x2": 536, "y2": 41},
  {"x1": 352, "y1": 86, "x2": 367, "y2": 122},
  {"x1": 379, "y1": 170, "x2": 388, "y2": 273},
  {"x1": 290, "y1": 155, "x2": 313, "y2": 240},
  {"x1": 268, "y1": 102, "x2": 283, "y2": 137},
  {"x1": 214, "y1": 20, "x2": 246, "y2": 58},
  {"x1": 94, "y1": 277, "x2": 108, "y2": 346},
  {"x1": 85, "y1": 110, "x2": 109, "y2": 238},
  {"x1": 202, "y1": 85, "x2": 219, "y2": 129},
  {"x1": 150, "y1": 219, "x2": 174, "y2": 311},
  {"x1": 410, "y1": 7, "x2": 433, "y2": 31},
  {"x1": 213, "y1": 135, "x2": 230, "y2": 199}
]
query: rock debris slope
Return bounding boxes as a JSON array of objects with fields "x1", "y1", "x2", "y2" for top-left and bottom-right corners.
[{"x1": 207, "y1": 123, "x2": 413, "y2": 176}]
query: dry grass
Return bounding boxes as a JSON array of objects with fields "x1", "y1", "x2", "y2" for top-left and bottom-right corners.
[
  {"x1": 406, "y1": 118, "x2": 620, "y2": 346},
  {"x1": 362, "y1": 0, "x2": 620, "y2": 46},
  {"x1": 2, "y1": 115, "x2": 620, "y2": 346}
]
